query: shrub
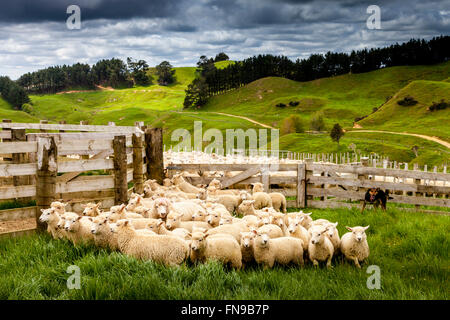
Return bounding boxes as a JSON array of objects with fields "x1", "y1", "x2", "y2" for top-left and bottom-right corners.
[
  {"x1": 275, "y1": 103, "x2": 286, "y2": 108},
  {"x1": 289, "y1": 101, "x2": 300, "y2": 107},
  {"x1": 330, "y1": 123, "x2": 345, "y2": 144},
  {"x1": 309, "y1": 111, "x2": 326, "y2": 131},
  {"x1": 280, "y1": 115, "x2": 304, "y2": 135},
  {"x1": 397, "y1": 96, "x2": 418, "y2": 106},
  {"x1": 428, "y1": 99, "x2": 448, "y2": 111}
]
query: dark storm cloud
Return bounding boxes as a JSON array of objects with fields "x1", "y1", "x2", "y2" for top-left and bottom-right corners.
[
  {"x1": 0, "y1": 0, "x2": 178, "y2": 23},
  {"x1": 0, "y1": 0, "x2": 449, "y2": 79}
]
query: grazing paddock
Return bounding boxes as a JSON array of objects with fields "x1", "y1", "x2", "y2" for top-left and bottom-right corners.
[{"x1": 0, "y1": 207, "x2": 448, "y2": 300}]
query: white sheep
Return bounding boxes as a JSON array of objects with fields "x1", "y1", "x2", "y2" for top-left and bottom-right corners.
[
  {"x1": 190, "y1": 231, "x2": 242, "y2": 269},
  {"x1": 308, "y1": 225, "x2": 334, "y2": 268},
  {"x1": 287, "y1": 216, "x2": 310, "y2": 252},
  {"x1": 153, "y1": 219, "x2": 191, "y2": 240},
  {"x1": 112, "y1": 220, "x2": 189, "y2": 266},
  {"x1": 206, "y1": 221, "x2": 250, "y2": 242},
  {"x1": 172, "y1": 174, "x2": 202, "y2": 194},
  {"x1": 91, "y1": 217, "x2": 119, "y2": 250},
  {"x1": 254, "y1": 224, "x2": 284, "y2": 238},
  {"x1": 269, "y1": 192, "x2": 287, "y2": 213},
  {"x1": 64, "y1": 216, "x2": 94, "y2": 245},
  {"x1": 252, "y1": 231, "x2": 304, "y2": 269},
  {"x1": 165, "y1": 213, "x2": 211, "y2": 232},
  {"x1": 340, "y1": 226, "x2": 370, "y2": 268},
  {"x1": 324, "y1": 222, "x2": 340, "y2": 255},
  {"x1": 39, "y1": 208, "x2": 63, "y2": 239},
  {"x1": 251, "y1": 192, "x2": 273, "y2": 210},
  {"x1": 81, "y1": 203, "x2": 102, "y2": 217}
]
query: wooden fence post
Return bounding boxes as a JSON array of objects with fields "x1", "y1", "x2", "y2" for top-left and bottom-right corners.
[
  {"x1": 296, "y1": 163, "x2": 306, "y2": 208},
  {"x1": 113, "y1": 135, "x2": 128, "y2": 205},
  {"x1": 36, "y1": 137, "x2": 57, "y2": 231},
  {"x1": 80, "y1": 121, "x2": 90, "y2": 160},
  {"x1": 145, "y1": 127, "x2": 164, "y2": 184},
  {"x1": 12, "y1": 128, "x2": 30, "y2": 193},
  {"x1": 132, "y1": 132, "x2": 144, "y2": 194}
]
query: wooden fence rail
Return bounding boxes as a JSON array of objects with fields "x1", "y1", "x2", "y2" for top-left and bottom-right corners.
[
  {"x1": 0, "y1": 121, "x2": 164, "y2": 233},
  {"x1": 168, "y1": 161, "x2": 450, "y2": 211}
]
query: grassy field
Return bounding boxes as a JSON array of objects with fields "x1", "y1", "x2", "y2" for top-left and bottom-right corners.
[
  {"x1": 0, "y1": 62, "x2": 448, "y2": 166},
  {"x1": 0, "y1": 207, "x2": 448, "y2": 300}
]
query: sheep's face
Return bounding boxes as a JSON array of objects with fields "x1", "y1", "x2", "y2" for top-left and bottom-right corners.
[
  {"x1": 240, "y1": 232, "x2": 255, "y2": 248},
  {"x1": 197, "y1": 189, "x2": 207, "y2": 200},
  {"x1": 260, "y1": 214, "x2": 272, "y2": 226},
  {"x1": 144, "y1": 186, "x2": 154, "y2": 197},
  {"x1": 192, "y1": 211, "x2": 205, "y2": 221},
  {"x1": 239, "y1": 191, "x2": 251, "y2": 200},
  {"x1": 165, "y1": 215, "x2": 180, "y2": 230},
  {"x1": 110, "y1": 204, "x2": 126, "y2": 215},
  {"x1": 39, "y1": 208, "x2": 56, "y2": 223},
  {"x1": 51, "y1": 201, "x2": 66, "y2": 214},
  {"x1": 219, "y1": 216, "x2": 232, "y2": 226},
  {"x1": 57, "y1": 217, "x2": 66, "y2": 230},
  {"x1": 190, "y1": 232, "x2": 206, "y2": 251},
  {"x1": 154, "y1": 199, "x2": 170, "y2": 218},
  {"x1": 346, "y1": 226, "x2": 369, "y2": 242},
  {"x1": 310, "y1": 226, "x2": 327, "y2": 245},
  {"x1": 83, "y1": 203, "x2": 100, "y2": 217},
  {"x1": 239, "y1": 200, "x2": 255, "y2": 213},
  {"x1": 255, "y1": 232, "x2": 270, "y2": 248},
  {"x1": 206, "y1": 212, "x2": 220, "y2": 225},
  {"x1": 251, "y1": 183, "x2": 264, "y2": 193},
  {"x1": 326, "y1": 222, "x2": 338, "y2": 238},
  {"x1": 146, "y1": 221, "x2": 159, "y2": 233},
  {"x1": 91, "y1": 218, "x2": 108, "y2": 235},
  {"x1": 172, "y1": 175, "x2": 184, "y2": 185},
  {"x1": 126, "y1": 197, "x2": 141, "y2": 211},
  {"x1": 65, "y1": 216, "x2": 82, "y2": 232}
]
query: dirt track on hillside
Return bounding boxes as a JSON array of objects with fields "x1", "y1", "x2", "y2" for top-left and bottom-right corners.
[{"x1": 349, "y1": 130, "x2": 450, "y2": 149}]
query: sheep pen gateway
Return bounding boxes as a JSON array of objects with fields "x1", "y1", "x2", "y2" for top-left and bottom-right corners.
[{"x1": 0, "y1": 121, "x2": 448, "y2": 300}]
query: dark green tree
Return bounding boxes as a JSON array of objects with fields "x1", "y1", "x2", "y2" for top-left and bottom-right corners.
[
  {"x1": 330, "y1": 123, "x2": 345, "y2": 145},
  {"x1": 127, "y1": 57, "x2": 150, "y2": 86},
  {"x1": 155, "y1": 61, "x2": 175, "y2": 86}
]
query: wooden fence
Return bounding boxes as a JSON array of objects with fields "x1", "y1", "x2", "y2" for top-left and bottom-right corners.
[
  {"x1": 167, "y1": 159, "x2": 450, "y2": 211},
  {"x1": 0, "y1": 120, "x2": 164, "y2": 234}
]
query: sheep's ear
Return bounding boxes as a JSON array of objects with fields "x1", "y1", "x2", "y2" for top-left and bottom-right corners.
[
  {"x1": 124, "y1": 220, "x2": 129, "y2": 226},
  {"x1": 88, "y1": 217, "x2": 93, "y2": 222},
  {"x1": 364, "y1": 225, "x2": 370, "y2": 231},
  {"x1": 251, "y1": 229, "x2": 258, "y2": 235},
  {"x1": 157, "y1": 220, "x2": 164, "y2": 226},
  {"x1": 305, "y1": 212, "x2": 312, "y2": 216},
  {"x1": 77, "y1": 216, "x2": 82, "y2": 221},
  {"x1": 40, "y1": 209, "x2": 46, "y2": 213},
  {"x1": 346, "y1": 226, "x2": 353, "y2": 232},
  {"x1": 334, "y1": 222, "x2": 338, "y2": 227},
  {"x1": 81, "y1": 204, "x2": 87, "y2": 208}
]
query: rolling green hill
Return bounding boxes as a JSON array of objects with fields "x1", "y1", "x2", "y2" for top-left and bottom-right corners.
[
  {"x1": 0, "y1": 62, "x2": 448, "y2": 166},
  {"x1": 358, "y1": 80, "x2": 450, "y2": 139}
]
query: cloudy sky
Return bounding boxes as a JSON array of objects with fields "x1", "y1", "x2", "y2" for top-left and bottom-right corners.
[{"x1": 0, "y1": 0, "x2": 449, "y2": 79}]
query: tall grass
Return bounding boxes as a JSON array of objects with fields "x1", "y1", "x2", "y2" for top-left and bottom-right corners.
[{"x1": 0, "y1": 207, "x2": 448, "y2": 300}]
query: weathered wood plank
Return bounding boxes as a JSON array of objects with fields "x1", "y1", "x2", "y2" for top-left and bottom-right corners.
[
  {"x1": 57, "y1": 158, "x2": 114, "y2": 173},
  {"x1": 221, "y1": 166, "x2": 260, "y2": 188},
  {"x1": 297, "y1": 163, "x2": 306, "y2": 208},
  {"x1": 0, "y1": 141, "x2": 37, "y2": 154},
  {"x1": 0, "y1": 206, "x2": 36, "y2": 222},
  {"x1": 56, "y1": 175, "x2": 115, "y2": 194},
  {"x1": 0, "y1": 185, "x2": 36, "y2": 199},
  {"x1": 0, "y1": 163, "x2": 37, "y2": 177}
]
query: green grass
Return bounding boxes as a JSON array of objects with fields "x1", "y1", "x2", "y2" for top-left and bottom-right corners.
[
  {"x1": 277, "y1": 131, "x2": 450, "y2": 167},
  {"x1": 359, "y1": 80, "x2": 450, "y2": 139},
  {"x1": 0, "y1": 207, "x2": 448, "y2": 299}
]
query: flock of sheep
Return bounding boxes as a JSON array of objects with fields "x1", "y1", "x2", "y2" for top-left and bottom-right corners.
[{"x1": 39, "y1": 174, "x2": 370, "y2": 269}]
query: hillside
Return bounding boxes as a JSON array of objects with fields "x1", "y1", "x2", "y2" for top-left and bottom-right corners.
[
  {"x1": 200, "y1": 62, "x2": 450, "y2": 133},
  {"x1": 358, "y1": 80, "x2": 450, "y2": 139}
]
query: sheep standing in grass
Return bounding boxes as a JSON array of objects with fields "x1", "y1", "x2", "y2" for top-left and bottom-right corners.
[
  {"x1": 39, "y1": 208, "x2": 62, "y2": 239},
  {"x1": 269, "y1": 192, "x2": 287, "y2": 213},
  {"x1": 237, "y1": 200, "x2": 259, "y2": 216},
  {"x1": 254, "y1": 224, "x2": 284, "y2": 239},
  {"x1": 190, "y1": 232, "x2": 242, "y2": 269},
  {"x1": 64, "y1": 216, "x2": 94, "y2": 245},
  {"x1": 239, "y1": 231, "x2": 256, "y2": 265},
  {"x1": 287, "y1": 216, "x2": 310, "y2": 252},
  {"x1": 324, "y1": 222, "x2": 340, "y2": 255},
  {"x1": 112, "y1": 220, "x2": 189, "y2": 266},
  {"x1": 308, "y1": 225, "x2": 334, "y2": 268},
  {"x1": 252, "y1": 192, "x2": 273, "y2": 210},
  {"x1": 340, "y1": 226, "x2": 370, "y2": 268},
  {"x1": 91, "y1": 217, "x2": 118, "y2": 250},
  {"x1": 252, "y1": 231, "x2": 304, "y2": 269},
  {"x1": 285, "y1": 211, "x2": 312, "y2": 230}
]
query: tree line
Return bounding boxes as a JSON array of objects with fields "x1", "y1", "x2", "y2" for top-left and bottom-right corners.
[
  {"x1": 184, "y1": 36, "x2": 450, "y2": 108},
  {"x1": 0, "y1": 76, "x2": 30, "y2": 109}
]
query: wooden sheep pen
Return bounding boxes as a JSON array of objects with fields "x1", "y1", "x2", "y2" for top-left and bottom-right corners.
[
  {"x1": 167, "y1": 159, "x2": 450, "y2": 212},
  {"x1": 0, "y1": 121, "x2": 164, "y2": 237}
]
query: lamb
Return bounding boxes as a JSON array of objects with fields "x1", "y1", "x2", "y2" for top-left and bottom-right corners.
[
  {"x1": 252, "y1": 231, "x2": 304, "y2": 269},
  {"x1": 251, "y1": 182, "x2": 264, "y2": 193},
  {"x1": 269, "y1": 192, "x2": 287, "y2": 213},
  {"x1": 172, "y1": 174, "x2": 202, "y2": 194},
  {"x1": 308, "y1": 225, "x2": 334, "y2": 268},
  {"x1": 146, "y1": 197, "x2": 172, "y2": 219},
  {"x1": 165, "y1": 213, "x2": 211, "y2": 232},
  {"x1": 254, "y1": 224, "x2": 284, "y2": 239},
  {"x1": 81, "y1": 203, "x2": 102, "y2": 217},
  {"x1": 91, "y1": 217, "x2": 119, "y2": 250},
  {"x1": 270, "y1": 212, "x2": 287, "y2": 234},
  {"x1": 50, "y1": 201, "x2": 68, "y2": 215},
  {"x1": 287, "y1": 216, "x2": 310, "y2": 251},
  {"x1": 168, "y1": 200, "x2": 206, "y2": 221},
  {"x1": 64, "y1": 216, "x2": 94, "y2": 245},
  {"x1": 209, "y1": 194, "x2": 242, "y2": 213},
  {"x1": 112, "y1": 220, "x2": 189, "y2": 266},
  {"x1": 251, "y1": 192, "x2": 273, "y2": 210},
  {"x1": 108, "y1": 204, "x2": 143, "y2": 222},
  {"x1": 153, "y1": 219, "x2": 190, "y2": 240},
  {"x1": 206, "y1": 221, "x2": 250, "y2": 242},
  {"x1": 340, "y1": 226, "x2": 370, "y2": 268},
  {"x1": 239, "y1": 231, "x2": 256, "y2": 264},
  {"x1": 126, "y1": 194, "x2": 154, "y2": 214},
  {"x1": 324, "y1": 222, "x2": 340, "y2": 255},
  {"x1": 285, "y1": 211, "x2": 313, "y2": 230},
  {"x1": 39, "y1": 208, "x2": 63, "y2": 239},
  {"x1": 237, "y1": 200, "x2": 259, "y2": 216},
  {"x1": 190, "y1": 231, "x2": 242, "y2": 269}
]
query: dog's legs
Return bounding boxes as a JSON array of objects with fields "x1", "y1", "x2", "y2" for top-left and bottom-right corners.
[{"x1": 361, "y1": 201, "x2": 366, "y2": 213}]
